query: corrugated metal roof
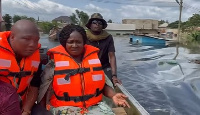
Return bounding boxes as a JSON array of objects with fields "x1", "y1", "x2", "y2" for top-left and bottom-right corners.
[
  {"x1": 106, "y1": 23, "x2": 135, "y2": 30},
  {"x1": 158, "y1": 23, "x2": 168, "y2": 28},
  {"x1": 52, "y1": 16, "x2": 71, "y2": 22}
]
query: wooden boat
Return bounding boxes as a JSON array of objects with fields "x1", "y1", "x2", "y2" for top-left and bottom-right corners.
[
  {"x1": 113, "y1": 83, "x2": 149, "y2": 115},
  {"x1": 130, "y1": 35, "x2": 177, "y2": 46},
  {"x1": 39, "y1": 46, "x2": 149, "y2": 115},
  {"x1": 130, "y1": 35, "x2": 165, "y2": 46}
]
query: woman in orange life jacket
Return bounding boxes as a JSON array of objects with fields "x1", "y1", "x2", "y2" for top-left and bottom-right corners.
[{"x1": 38, "y1": 24, "x2": 130, "y2": 115}]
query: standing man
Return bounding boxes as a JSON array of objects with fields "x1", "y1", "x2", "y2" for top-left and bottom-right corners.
[
  {"x1": 85, "y1": 13, "x2": 121, "y2": 86},
  {"x1": 0, "y1": 20, "x2": 41, "y2": 115}
]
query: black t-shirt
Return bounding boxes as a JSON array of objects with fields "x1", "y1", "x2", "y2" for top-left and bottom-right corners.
[
  {"x1": 87, "y1": 35, "x2": 115, "y2": 69},
  {"x1": 30, "y1": 63, "x2": 42, "y2": 87}
]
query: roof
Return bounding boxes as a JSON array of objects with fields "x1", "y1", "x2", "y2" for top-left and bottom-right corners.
[
  {"x1": 106, "y1": 23, "x2": 135, "y2": 30},
  {"x1": 158, "y1": 23, "x2": 168, "y2": 28},
  {"x1": 52, "y1": 16, "x2": 71, "y2": 22}
]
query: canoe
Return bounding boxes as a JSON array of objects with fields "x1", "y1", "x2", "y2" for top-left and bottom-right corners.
[
  {"x1": 113, "y1": 83, "x2": 149, "y2": 115},
  {"x1": 39, "y1": 46, "x2": 149, "y2": 115}
]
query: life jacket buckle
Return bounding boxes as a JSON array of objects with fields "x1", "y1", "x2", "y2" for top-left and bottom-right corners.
[
  {"x1": 78, "y1": 68, "x2": 85, "y2": 74},
  {"x1": 74, "y1": 96, "x2": 82, "y2": 103},
  {"x1": 18, "y1": 71, "x2": 25, "y2": 77},
  {"x1": 63, "y1": 92, "x2": 70, "y2": 101}
]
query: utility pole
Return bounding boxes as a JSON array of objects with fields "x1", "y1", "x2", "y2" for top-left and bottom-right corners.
[
  {"x1": 173, "y1": 0, "x2": 183, "y2": 60},
  {"x1": 177, "y1": 0, "x2": 183, "y2": 43}
]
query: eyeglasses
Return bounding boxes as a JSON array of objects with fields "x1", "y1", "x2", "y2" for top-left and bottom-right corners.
[{"x1": 91, "y1": 20, "x2": 103, "y2": 25}]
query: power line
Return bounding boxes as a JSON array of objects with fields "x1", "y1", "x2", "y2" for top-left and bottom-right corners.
[
  {"x1": 13, "y1": 0, "x2": 49, "y2": 21},
  {"x1": 183, "y1": 3, "x2": 200, "y2": 14},
  {"x1": 89, "y1": 0, "x2": 179, "y2": 7},
  {"x1": 13, "y1": 0, "x2": 38, "y2": 17}
]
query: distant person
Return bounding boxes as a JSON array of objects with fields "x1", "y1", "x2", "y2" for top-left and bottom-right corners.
[
  {"x1": 0, "y1": 19, "x2": 48, "y2": 115},
  {"x1": 0, "y1": 81, "x2": 21, "y2": 115},
  {"x1": 85, "y1": 13, "x2": 121, "y2": 86}
]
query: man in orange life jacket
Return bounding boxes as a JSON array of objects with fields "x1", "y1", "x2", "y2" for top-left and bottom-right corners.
[{"x1": 0, "y1": 20, "x2": 41, "y2": 115}]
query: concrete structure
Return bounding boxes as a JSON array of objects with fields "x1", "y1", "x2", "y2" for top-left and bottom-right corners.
[
  {"x1": 105, "y1": 23, "x2": 135, "y2": 36},
  {"x1": 122, "y1": 19, "x2": 159, "y2": 35}
]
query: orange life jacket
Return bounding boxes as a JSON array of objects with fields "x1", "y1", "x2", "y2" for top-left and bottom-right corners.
[
  {"x1": 0, "y1": 31, "x2": 41, "y2": 101},
  {"x1": 47, "y1": 45, "x2": 105, "y2": 108}
]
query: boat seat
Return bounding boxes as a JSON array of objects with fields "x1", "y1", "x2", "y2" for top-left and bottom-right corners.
[{"x1": 112, "y1": 107, "x2": 127, "y2": 115}]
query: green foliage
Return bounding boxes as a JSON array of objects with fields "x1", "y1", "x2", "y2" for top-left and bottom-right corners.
[
  {"x1": 69, "y1": 10, "x2": 89, "y2": 27},
  {"x1": 168, "y1": 20, "x2": 179, "y2": 29},
  {"x1": 3, "y1": 14, "x2": 12, "y2": 31},
  {"x1": 13, "y1": 15, "x2": 21, "y2": 23},
  {"x1": 38, "y1": 21, "x2": 60, "y2": 34},
  {"x1": 13, "y1": 15, "x2": 35, "y2": 23},
  {"x1": 26, "y1": 17, "x2": 35, "y2": 22},
  {"x1": 181, "y1": 14, "x2": 200, "y2": 32},
  {"x1": 70, "y1": 13, "x2": 78, "y2": 24},
  {"x1": 188, "y1": 14, "x2": 200, "y2": 27},
  {"x1": 108, "y1": 19, "x2": 112, "y2": 23},
  {"x1": 159, "y1": 20, "x2": 165, "y2": 25},
  {"x1": 188, "y1": 31, "x2": 200, "y2": 42}
]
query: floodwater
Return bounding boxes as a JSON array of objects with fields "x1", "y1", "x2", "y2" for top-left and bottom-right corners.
[{"x1": 40, "y1": 34, "x2": 200, "y2": 115}]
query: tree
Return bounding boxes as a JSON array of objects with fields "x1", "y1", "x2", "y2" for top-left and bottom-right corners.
[
  {"x1": 168, "y1": 20, "x2": 179, "y2": 29},
  {"x1": 70, "y1": 13, "x2": 78, "y2": 24},
  {"x1": 20, "y1": 15, "x2": 35, "y2": 22},
  {"x1": 20, "y1": 15, "x2": 28, "y2": 19},
  {"x1": 3, "y1": 14, "x2": 12, "y2": 31},
  {"x1": 13, "y1": 15, "x2": 35, "y2": 23},
  {"x1": 159, "y1": 20, "x2": 165, "y2": 25},
  {"x1": 187, "y1": 14, "x2": 200, "y2": 27},
  {"x1": 38, "y1": 21, "x2": 59, "y2": 34},
  {"x1": 180, "y1": 14, "x2": 200, "y2": 32},
  {"x1": 26, "y1": 17, "x2": 35, "y2": 22},
  {"x1": 108, "y1": 19, "x2": 112, "y2": 23},
  {"x1": 69, "y1": 10, "x2": 89, "y2": 27},
  {"x1": 13, "y1": 15, "x2": 21, "y2": 23}
]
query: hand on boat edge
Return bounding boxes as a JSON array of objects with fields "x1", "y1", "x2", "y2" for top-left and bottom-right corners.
[
  {"x1": 112, "y1": 93, "x2": 130, "y2": 108},
  {"x1": 112, "y1": 76, "x2": 122, "y2": 86}
]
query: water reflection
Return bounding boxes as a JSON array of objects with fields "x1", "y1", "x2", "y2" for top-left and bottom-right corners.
[
  {"x1": 115, "y1": 37, "x2": 200, "y2": 115},
  {"x1": 131, "y1": 54, "x2": 173, "y2": 61}
]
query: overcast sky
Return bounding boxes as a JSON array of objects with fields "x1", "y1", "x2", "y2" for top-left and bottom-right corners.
[{"x1": 2, "y1": 0, "x2": 200, "y2": 23}]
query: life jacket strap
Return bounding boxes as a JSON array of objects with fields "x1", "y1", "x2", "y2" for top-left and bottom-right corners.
[
  {"x1": 54, "y1": 67, "x2": 102, "y2": 81},
  {"x1": 54, "y1": 88, "x2": 103, "y2": 103},
  {"x1": 18, "y1": 87, "x2": 28, "y2": 96},
  {"x1": 9, "y1": 71, "x2": 36, "y2": 77}
]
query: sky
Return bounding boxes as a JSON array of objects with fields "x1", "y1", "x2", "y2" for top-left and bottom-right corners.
[{"x1": 2, "y1": 0, "x2": 200, "y2": 23}]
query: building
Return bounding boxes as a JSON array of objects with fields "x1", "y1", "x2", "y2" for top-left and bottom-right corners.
[
  {"x1": 122, "y1": 19, "x2": 159, "y2": 35},
  {"x1": 51, "y1": 16, "x2": 72, "y2": 30},
  {"x1": 105, "y1": 23, "x2": 135, "y2": 36},
  {"x1": 158, "y1": 23, "x2": 178, "y2": 39},
  {"x1": 158, "y1": 23, "x2": 168, "y2": 33},
  {"x1": 52, "y1": 16, "x2": 72, "y2": 24}
]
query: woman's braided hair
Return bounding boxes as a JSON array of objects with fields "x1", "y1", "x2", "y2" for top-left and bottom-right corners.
[{"x1": 59, "y1": 24, "x2": 87, "y2": 47}]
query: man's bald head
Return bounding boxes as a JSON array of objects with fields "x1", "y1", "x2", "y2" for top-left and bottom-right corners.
[
  {"x1": 10, "y1": 19, "x2": 40, "y2": 57},
  {"x1": 11, "y1": 19, "x2": 39, "y2": 36}
]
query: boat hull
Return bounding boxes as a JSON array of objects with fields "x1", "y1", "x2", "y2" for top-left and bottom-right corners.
[
  {"x1": 114, "y1": 84, "x2": 149, "y2": 115},
  {"x1": 130, "y1": 35, "x2": 166, "y2": 46}
]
